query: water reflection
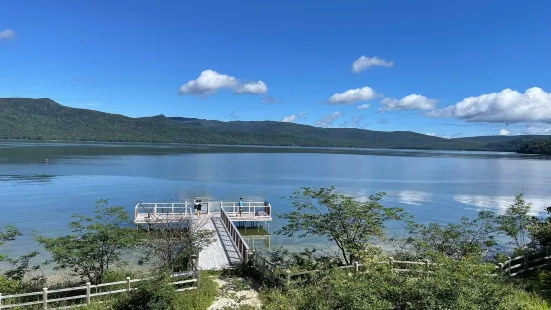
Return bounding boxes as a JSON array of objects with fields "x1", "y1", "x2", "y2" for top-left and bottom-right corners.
[{"x1": 454, "y1": 194, "x2": 549, "y2": 215}]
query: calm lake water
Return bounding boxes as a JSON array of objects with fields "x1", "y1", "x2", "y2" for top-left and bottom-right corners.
[{"x1": 1, "y1": 141, "x2": 551, "y2": 263}]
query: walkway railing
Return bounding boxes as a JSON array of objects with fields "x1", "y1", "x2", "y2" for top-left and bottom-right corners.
[
  {"x1": 220, "y1": 208, "x2": 251, "y2": 264},
  {"x1": 497, "y1": 248, "x2": 551, "y2": 277}
]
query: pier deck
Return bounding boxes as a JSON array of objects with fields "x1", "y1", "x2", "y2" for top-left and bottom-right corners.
[{"x1": 134, "y1": 201, "x2": 272, "y2": 270}]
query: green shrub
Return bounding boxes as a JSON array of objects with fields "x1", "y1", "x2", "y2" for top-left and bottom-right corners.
[
  {"x1": 260, "y1": 259, "x2": 551, "y2": 310},
  {"x1": 113, "y1": 277, "x2": 177, "y2": 310}
]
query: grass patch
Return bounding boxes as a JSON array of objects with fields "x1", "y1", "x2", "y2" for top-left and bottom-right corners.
[{"x1": 173, "y1": 270, "x2": 219, "y2": 310}]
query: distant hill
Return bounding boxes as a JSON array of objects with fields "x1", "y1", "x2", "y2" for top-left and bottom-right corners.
[{"x1": 0, "y1": 98, "x2": 549, "y2": 153}]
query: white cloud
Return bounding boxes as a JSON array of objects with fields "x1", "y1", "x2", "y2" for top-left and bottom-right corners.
[
  {"x1": 281, "y1": 112, "x2": 306, "y2": 123},
  {"x1": 380, "y1": 94, "x2": 437, "y2": 111},
  {"x1": 498, "y1": 129, "x2": 511, "y2": 136},
  {"x1": 352, "y1": 56, "x2": 395, "y2": 73},
  {"x1": 427, "y1": 87, "x2": 551, "y2": 124},
  {"x1": 328, "y1": 86, "x2": 378, "y2": 104},
  {"x1": 235, "y1": 81, "x2": 268, "y2": 94},
  {"x1": 524, "y1": 124, "x2": 551, "y2": 135},
  {"x1": 357, "y1": 103, "x2": 371, "y2": 110},
  {"x1": 0, "y1": 29, "x2": 16, "y2": 40},
  {"x1": 179, "y1": 70, "x2": 268, "y2": 96},
  {"x1": 316, "y1": 111, "x2": 342, "y2": 128},
  {"x1": 426, "y1": 132, "x2": 437, "y2": 137}
]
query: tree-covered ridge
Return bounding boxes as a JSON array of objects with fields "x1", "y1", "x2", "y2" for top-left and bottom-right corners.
[
  {"x1": 1, "y1": 97, "x2": 550, "y2": 153},
  {"x1": 518, "y1": 139, "x2": 551, "y2": 155}
]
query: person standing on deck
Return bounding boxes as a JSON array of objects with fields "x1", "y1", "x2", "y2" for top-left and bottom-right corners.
[
  {"x1": 264, "y1": 201, "x2": 271, "y2": 216},
  {"x1": 238, "y1": 197, "x2": 244, "y2": 217},
  {"x1": 194, "y1": 199, "x2": 202, "y2": 218}
]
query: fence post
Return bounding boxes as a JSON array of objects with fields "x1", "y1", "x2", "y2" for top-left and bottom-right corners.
[
  {"x1": 497, "y1": 263, "x2": 504, "y2": 274},
  {"x1": 524, "y1": 254, "x2": 528, "y2": 272},
  {"x1": 86, "y1": 282, "x2": 91, "y2": 304},
  {"x1": 507, "y1": 257, "x2": 512, "y2": 276},
  {"x1": 195, "y1": 268, "x2": 201, "y2": 288},
  {"x1": 389, "y1": 257, "x2": 394, "y2": 270},
  {"x1": 0, "y1": 293, "x2": 3, "y2": 307},
  {"x1": 354, "y1": 261, "x2": 359, "y2": 273},
  {"x1": 126, "y1": 277, "x2": 131, "y2": 292},
  {"x1": 424, "y1": 259, "x2": 430, "y2": 273},
  {"x1": 286, "y1": 270, "x2": 291, "y2": 287},
  {"x1": 547, "y1": 247, "x2": 550, "y2": 267},
  {"x1": 42, "y1": 287, "x2": 48, "y2": 310},
  {"x1": 154, "y1": 203, "x2": 157, "y2": 215}
]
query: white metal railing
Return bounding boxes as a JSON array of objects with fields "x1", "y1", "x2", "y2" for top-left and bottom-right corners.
[
  {"x1": 134, "y1": 201, "x2": 272, "y2": 223},
  {"x1": 0, "y1": 272, "x2": 198, "y2": 309},
  {"x1": 220, "y1": 208, "x2": 251, "y2": 264}
]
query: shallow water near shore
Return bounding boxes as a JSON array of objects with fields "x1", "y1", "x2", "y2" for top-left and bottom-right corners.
[{"x1": 1, "y1": 141, "x2": 551, "y2": 269}]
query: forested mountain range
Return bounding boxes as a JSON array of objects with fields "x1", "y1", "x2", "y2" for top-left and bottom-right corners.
[{"x1": 1, "y1": 98, "x2": 549, "y2": 154}]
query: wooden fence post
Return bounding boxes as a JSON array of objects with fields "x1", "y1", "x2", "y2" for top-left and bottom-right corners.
[
  {"x1": 0, "y1": 293, "x2": 3, "y2": 307},
  {"x1": 42, "y1": 287, "x2": 48, "y2": 310},
  {"x1": 507, "y1": 257, "x2": 511, "y2": 276},
  {"x1": 389, "y1": 257, "x2": 394, "y2": 270},
  {"x1": 524, "y1": 254, "x2": 528, "y2": 272},
  {"x1": 86, "y1": 282, "x2": 91, "y2": 304},
  {"x1": 354, "y1": 261, "x2": 359, "y2": 273},
  {"x1": 497, "y1": 263, "x2": 504, "y2": 274},
  {"x1": 286, "y1": 270, "x2": 291, "y2": 287},
  {"x1": 126, "y1": 277, "x2": 131, "y2": 292},
  {"x1": 424, "y1": 259, "x2": 430, "y2": 273}
]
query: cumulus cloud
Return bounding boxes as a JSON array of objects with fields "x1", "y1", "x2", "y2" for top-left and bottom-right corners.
[
  {"x1": 281, "y1": 112, "x2": 306, "y2": 123},
  {"x1": 179, "y1": 70, "x2": 268, "y2": 96},
  {"x1": 427, "y1": 87, "x2": 551, "y2": 124},
  {"x1": 316, "y1": 111, "x2": 343, "y2": 128},
  {"x1": 524, "y1": 124, "x2": 551, "y2": 135},
  {"x1": 380, "y1": 94, "x2": 437, "y2": 111},
  {"x1": 235, "y1": 81, "x2": 268, "y2": 94},
  {"x1": 352, "y1": 56, "x2": 395, "y2": 73},
  {"x1": 357, "y1": 103, "x2": 371, "y2": 110},
  {"x1": 328, "y1": 86, "x2": 378, "y2": 104},
  {"x1": 0, "y1": 29, "x2": 16, "y2": 40},
  {"x1": 498, "y1": 129, "x2": 511, "y2": 136}
]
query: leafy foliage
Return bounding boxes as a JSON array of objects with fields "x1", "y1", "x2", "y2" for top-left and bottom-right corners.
[
  {"x1": 399, "y1": 210, "x2": 498, "y2": 260},
  {"x1": 518, "y1": 139, "x2": 551, "y2": 155},
  {"x1": 35, "y1": 199, "x2": 138, "y2": 284},
  {"x1": 277, "y1": 187, "x2": 408, "y2": 264},
  {"x1": 261, "y1": 258, "x2": 550, "y2": 310},
  {"x1": 496, "y1": 193, "x2": 538, "y2": 252},
  {"x1": 139, "y1": 217, "x2": 216, "y2": 273},
  {"x1": 113, "y1": 277, "x2": 177, "y2": 310}
]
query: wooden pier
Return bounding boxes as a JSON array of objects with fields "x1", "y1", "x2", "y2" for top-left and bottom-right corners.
[{"x1": 133, "y1": 201, "x2": 272, "y2": 270}]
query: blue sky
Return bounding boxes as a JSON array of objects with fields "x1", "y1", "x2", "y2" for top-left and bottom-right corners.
[{"x1": 1, "y1": 0, "x2": 550, "y2": 138}]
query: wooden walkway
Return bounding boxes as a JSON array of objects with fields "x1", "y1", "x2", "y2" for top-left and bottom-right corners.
[{"x1": 197, "y1": 214, "x2": 242, "y2": 270}]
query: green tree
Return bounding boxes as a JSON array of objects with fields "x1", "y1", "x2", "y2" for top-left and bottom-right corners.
[
  {"x1": 35, "y1": 199, "x2": 138, "y2": 284},
  {"x1": 139, "y1": 217, "x2": 215, "y2": 274},
  {"x1": 277, "y1": 186, "x2": 408, "y2": 265},
  {"x1": 496, "y1": 193, "x2": 537, "y2": 252},
  {"x1": 399, "y1": 210, "x2": 498, "y2": 261},
  {"x1": 0, "y1": 225, "x2": 20, "y2": 262}
]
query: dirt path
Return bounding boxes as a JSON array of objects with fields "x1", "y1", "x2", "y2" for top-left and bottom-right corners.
[{"x1": 208, "y1": 275, "x2": 262, "y2": 309}]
